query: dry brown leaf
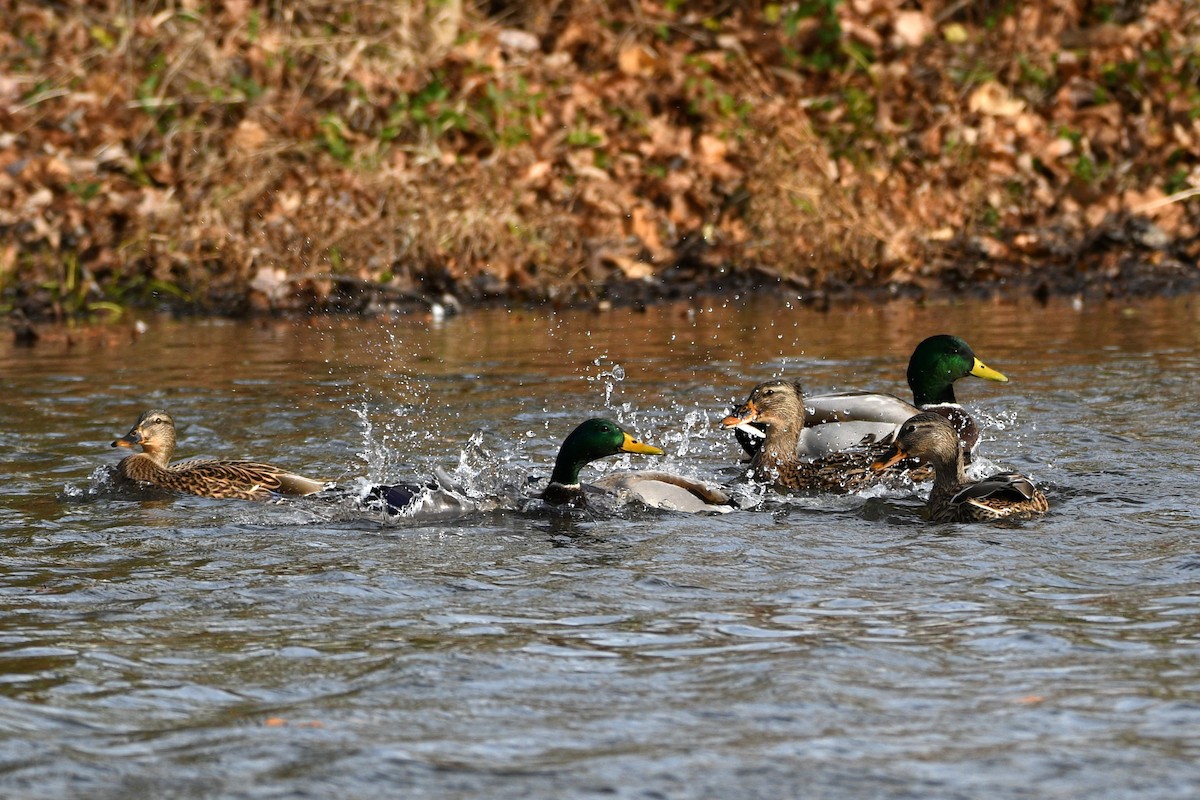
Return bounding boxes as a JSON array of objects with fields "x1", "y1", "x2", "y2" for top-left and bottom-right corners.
[
  {"x1": 232, "y1": 120, "x2": 269, "y2": 151},
  {"x1": 641, "y1": 116, "x2": 690, "y2": 159},
  {"x1": 222, "y1": 0, "x2": 251, "y2": 24},
  {"x1": 978, "y1": 236, "x2": 1008, "y2": 259},
  {"x1": 841, "y1": 19, "x2": 882, "y2": 50},
  {"x1": 250, "y1": 266, "x2": 289, "y2": 302},
  {"x1": 0, "y1": 243, "x2": 16, "y2": 274},
  {"x1": 1040, "y1": 138, "x2": 1074, "y2": 162},
  {"x1": 697, "y1": 134, "x2": 726, "y2": 163},
  {"x1": 630, "y1": 205, "x2": 664, "y2": 256},
  {"x1": 523, "y1": 161, "x2": 552, "y2": 183},
  {"x1": 604, "y1": 253, "x2": 654, "y2": 280},
  {"x1": 882, "y1": 228, "x2": 916, "y2": 265},
  {"x1": 968, "y1": 83, "x2": 1025, "y2": 117},
  {"x1": 1125, "y1": 187, "x2": 1186, "y2": 233},
  {"x1": 668, "y1": 194, "x2": 693, "y2": 226},
  {"x1": 618, "y1": 45, "x2": 657, "y2": 77},
  {"x1": 136, "y1": 188, "x2": 179, "y2": 219},
  {"x1": 498, "y1": 29, "x2": 540, "y2": 53},
  {"x1": 1011, "y1": 233, "x2": 1042, "y2": 254},
  {"x1": 892, "y1": 11, "x2": 933, "y2": 48}
]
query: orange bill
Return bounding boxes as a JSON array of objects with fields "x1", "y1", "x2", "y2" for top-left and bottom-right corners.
[
  {"x1": 871, "y1": 444, "x2": 908, "y2": 472},
  {"x1": 720, "y1": 399, "x2": 759, "y2": 430},
  {"x1": 112, "y1": 430, "x2": 141, "y2": 448}
]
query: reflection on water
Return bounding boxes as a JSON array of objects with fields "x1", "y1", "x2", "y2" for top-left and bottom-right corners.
[{"x1": 1, "y1": 295, "x2": 1199, "y2": 798}]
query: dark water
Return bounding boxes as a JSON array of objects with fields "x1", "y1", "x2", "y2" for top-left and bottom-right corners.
[{"x1": 2, "y1": 295, "x2": 1199, "y2": 799}]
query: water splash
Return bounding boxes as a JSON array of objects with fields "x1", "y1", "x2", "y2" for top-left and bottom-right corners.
[
  {"x1": 445, "y1": 430, "x2": 522, "y2": 501},
  {"x1": 976, "y1": 408, "x2": 1020, "y2": 438},
  {"x1": 350, "y1": 401, "x2": 427, "y2": 483},
  {"x1": 59, "y1": 465, "x2": 121, "y2": 502},
  {"x1": 670, "y1": 409, "x2": 712, "y2": 459},
  {"x1": 965, "y1": 453, "x2": 1001, "y2": 482},
  {"x1": 584, "y1": 357, "x2": 625, "y2": 408},
  {"x1": 339, "y1": 319, "x2": 445, "y2": 484}
]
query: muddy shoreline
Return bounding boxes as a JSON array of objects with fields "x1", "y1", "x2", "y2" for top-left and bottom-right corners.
[
  {"x1": 224, "y1": 237, "x2": 1200, "y2": 318},
  {"x1": 11, "y1": 248, "x2": 1198, "y2": 333}
]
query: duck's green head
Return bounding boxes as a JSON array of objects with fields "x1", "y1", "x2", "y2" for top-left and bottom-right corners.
[
  {"x1": 549, "y1": 418, "x2": 663, "y2": 487},
  {"x1": 907, "y1": 335, "x2": 1007, "y2": 406}
]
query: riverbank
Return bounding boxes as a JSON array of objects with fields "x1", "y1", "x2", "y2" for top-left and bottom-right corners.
[{"x1": 2, "y1": 1, "x2": 1197, "y2": 320}]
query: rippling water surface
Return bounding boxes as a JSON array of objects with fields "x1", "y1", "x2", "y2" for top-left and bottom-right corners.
[{"x1": 2, "y1": 295, "x2": 1199, "y2": 798}]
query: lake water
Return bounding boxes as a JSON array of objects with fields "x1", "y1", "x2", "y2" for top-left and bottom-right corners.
[{"x1": 2, "y1": 294, "x2": 1199, "y2": 798}]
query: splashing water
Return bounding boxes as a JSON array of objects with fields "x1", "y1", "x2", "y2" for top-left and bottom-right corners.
[
  {"x1": 350, "y1": 401, "x2": 428, "y2": 483},
  {"x1": 351, "y1": 402, "x2": 380, "y2": 475},
  {"x1": 585, "y1": 357, "x2": 626, "y2": 408},
  {"x1": 976, "y1": 407, "x2": 1019, "y2": 438},
  {"x1": 446, "y1": 430, "x2": 521, "y2": 500},
  {"x1": 673, "y1": 409, "x2": 709, "y2": 458},
  {"x1": 61, "y1": 465, "x2": 121, "y2": 502}
]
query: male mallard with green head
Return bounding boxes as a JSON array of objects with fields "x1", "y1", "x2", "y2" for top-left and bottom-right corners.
[
  {"x1": 542, "y1": 418, "x2": 734, "y2": 513},
  {"x1": 112, "y1": 409, "x2": 328, "y2": 500},
  {"x1": 872, "y1": 412, "x2": 1048, "y2": 523},
  {"x1": 900, "y1": 333, "x2": 1009, "y2": 456}
]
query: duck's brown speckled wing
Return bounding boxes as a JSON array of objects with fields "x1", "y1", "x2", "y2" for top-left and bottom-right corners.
[
  {"x1": 768, "y1": 449, "x2": 877, "y2": 494},
  {"x1": 121, "y1": 456, "x2": 326, "y2": 500},
  {"x1": 176, "y1": 460, "x2": 326, "y2": 499},
  {"x1": 940, "y1": 471, "x2": 1049, "y2": 522},
  {"x1": 769, "y1": 443, "x2": 930, "y2": 494}
]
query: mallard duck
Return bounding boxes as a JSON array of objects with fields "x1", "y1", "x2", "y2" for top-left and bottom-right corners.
[
  {"x1": 871, "y1": 412, "x2": 1048, "y2": 522},
  {"x1": 734, "y1": 334, "x2": 1008, "y2": 461},
  {"x1": 542, "y1": 418, "x2": 735, "y2": 513},
  {"x1": 354, "y1": 467, "x2": 484, "y2": 518},
  {"x1": 111, "y1": 409, "x2": 329, "y2": 500},
  {"x1": 721, "y1": 379, "x2": 900, "y2": 494}
]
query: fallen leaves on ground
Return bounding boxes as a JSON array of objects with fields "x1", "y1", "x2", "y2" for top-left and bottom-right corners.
[{"x1": 0, "y1": 0, "x2": 1196, "y2": 319}]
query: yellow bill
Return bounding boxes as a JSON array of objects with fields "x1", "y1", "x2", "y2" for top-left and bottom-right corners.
[
  {"x1": 970, "y1": 358, "x2": 1008, "y2": 383},
  {"x1": 621, "y1": 432, "x2": 664, "y2": 456}
]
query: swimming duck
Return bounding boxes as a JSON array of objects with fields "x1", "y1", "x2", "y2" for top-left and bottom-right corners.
[
  {"x1": 111, "y1": 409, "x2": 329, "y2": 500},
  {"x1": 721, "y1": 379, "x2": 902, "y2": 494},
  {"x1": 354, "y1": 466, "x2": 486, "y2": 518},
  {"x1": 871, "y1": 412, "x2": 1048, "y2": 523},
  {"x1": 542, "y1": 418, "x2": 735, "y2": 513},
  {"x1": 735, "y1": 334, "x2": 1008, "y2": 460}
]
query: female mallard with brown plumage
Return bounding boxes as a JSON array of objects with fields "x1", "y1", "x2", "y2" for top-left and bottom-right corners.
[
  {"x1": 871, "y1": 412, "x2": 1048, "y2": 523},
  {"x1": 720, "y1": 379, "x2": 902, "y2": 493},
  {"x1": 111, "y1": 409, "x2": 329, "y2": 500}
]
